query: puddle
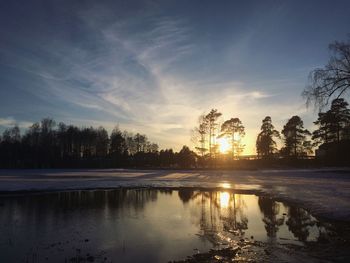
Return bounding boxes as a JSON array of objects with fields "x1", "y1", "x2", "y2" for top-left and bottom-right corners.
[{"x1": 0, "y1": 189, "x2": 340, "y2": 262}]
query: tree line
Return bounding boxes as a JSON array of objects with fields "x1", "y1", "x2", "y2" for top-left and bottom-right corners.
[
  {"x1": 1, "y1": 100, "x2": 349, "y2": 168},
  {"x1": 0, "y1": 119, "x2": 196, "y2": 168}
]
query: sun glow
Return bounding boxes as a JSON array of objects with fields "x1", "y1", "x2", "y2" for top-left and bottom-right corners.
[{"x1": 217, "y1": 137, "x2": 231, "y2": 153}]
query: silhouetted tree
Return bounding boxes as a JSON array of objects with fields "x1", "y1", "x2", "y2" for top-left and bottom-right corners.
[
  {"x1": 96, "y1": 127, "x2": 109, "y2": 157},
  {"x1": 134, "y1": 133, "x2": 147, "y2": 152},
  {"x1": 204, "y1": 109, "x2": 222, "y2": 158},
  {"x1": 2, "y1": 125, "x2": 21, "y2": 143},
  {"x1": 0, "y1": 126, "x2": 22, "y2": 167},
  {"x1": 66, "y1": 125, "x2": 80, "y2": 158},
  {"x1": 192, "y1": 114, "x2": 209, "y2": 157},
  {"x1": 256, "y1": 116, "x2": 280, "y2": 158},
  {"x1": 313, "y1": 98, "x2": 350, "y2": 146},
  {"x1": 57, "y1": 122, "x2": 68, "y2": 158},
  {"x1": 176, "y1": 145, "x2": 196, "y2": 168},
  {"x1": 123, "y1": 131, "x2": 137, "y2": 154},
  {"x1": 220, "y1": 118, "x2": 245, "y2": 159},
  {"x1": 110, "y1": 126, "x2": 126, "y2": 156},
  {"x1": 281, "y1": 116, "x2": 312, "y2": 157},
  {"x1": 303, "y1": 38, "x2": 350, "y2": 109},
  {"x1": 146, "y1": 142, "x2": 159, "y2": 153},
  {"x1": 159, "y1": 149, "x2": 175, "y2": 167},
  {"x1": 0, "y1": 118, "x2": 165, "y2": 168},
  {"x1": 80, "y1": 127, "x2": 96, "y2": 157}
]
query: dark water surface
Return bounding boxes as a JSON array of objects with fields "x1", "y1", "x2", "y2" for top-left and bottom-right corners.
[{"x1": 0, "y1": 189, "x2": 331, "y2": 262}]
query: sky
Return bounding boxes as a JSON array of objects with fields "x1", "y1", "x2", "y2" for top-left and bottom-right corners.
[{"x1": 0, "y1": 0, "x2": 350, "y2": 154}]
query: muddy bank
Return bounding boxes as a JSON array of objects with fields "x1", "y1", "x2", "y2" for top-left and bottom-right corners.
[{"x1": 172, "y1": 226, "x2": 350, "y2": 263}]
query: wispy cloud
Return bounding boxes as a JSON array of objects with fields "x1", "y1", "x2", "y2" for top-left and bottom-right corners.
[
  {"x1": 3, "y1": 14, "x2": 282, "y2": 150},
  {"x1": 1, "y1": 1, "x2": 334, "y2": 153}
]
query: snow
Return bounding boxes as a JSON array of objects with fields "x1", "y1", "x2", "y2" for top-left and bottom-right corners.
[{"x1": 1, "y1": 168, "x2": 350, "y2": 220}]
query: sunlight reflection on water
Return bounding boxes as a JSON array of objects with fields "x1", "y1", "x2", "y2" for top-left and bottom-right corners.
[
  {"x1": 220, "y1": 182, "x2": 231, "y2": 189},
  {"x1": 219, "y1": 192, "x2": 230, "y2": 208}
]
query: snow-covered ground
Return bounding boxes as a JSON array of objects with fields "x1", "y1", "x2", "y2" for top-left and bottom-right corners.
[{"x1": 1, "y1": 168, "x2": 350, "y2": 221}]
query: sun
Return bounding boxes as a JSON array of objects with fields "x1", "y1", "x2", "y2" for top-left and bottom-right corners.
[{"x1": 217, "y1": 137, "x2": 231, "y2": 153}]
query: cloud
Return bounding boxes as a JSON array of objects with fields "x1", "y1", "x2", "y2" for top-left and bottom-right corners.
[
  {"x1": 0, "y1": 117, "x2": 15, "y2": 127},
  {"x1": 0, "y1": 117, "x2": 32, "y2": 129}
]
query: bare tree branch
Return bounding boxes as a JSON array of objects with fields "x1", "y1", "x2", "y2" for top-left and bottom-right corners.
[{"x1": 303, "y1": 38, "x2": 350, "y2": 110}]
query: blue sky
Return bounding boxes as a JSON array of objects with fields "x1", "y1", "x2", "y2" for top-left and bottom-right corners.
[{"x1": 0, "y1": 0, "x2": 349, "y2": 154}]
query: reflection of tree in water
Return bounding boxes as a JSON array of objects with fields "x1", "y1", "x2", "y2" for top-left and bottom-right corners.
[
  {"x1": 10, "y1": 189, "x2": 158, "y2": 213},
  {"x1": 286, "y1": 206, "x2": 316, "y2": 242},
  {"x1": 105, "y1": 189, "x2": 158, "y2": 212},
  {"x1": 221, "y1": 193, "x2": 248, "y2": 234},
  {"x1": 258, "y1": 197, "x2": 284, "y2": 238},
  {"x1": 178, "y1": 188, "x2": 194, "y2": 203},
  {"x1": 0, "y1": 189, "x2": 159, "y2": 230},
  {"x1": 182, "y1": 191, "x2": 248, "y2": 243},
  {"x1": 159, "y1": 189, "x2": 172, "y2": 195}
]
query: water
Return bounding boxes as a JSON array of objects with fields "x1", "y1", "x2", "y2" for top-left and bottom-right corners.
[{"x1": 0, "y1": 189, "x2": 330, "y2": 262}]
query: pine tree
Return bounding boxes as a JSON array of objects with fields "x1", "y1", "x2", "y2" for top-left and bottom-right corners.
[
  {"x1": 256, "y1": 116, "x2": 280, "y2": 158},
  {"x1": 281, "y1": 116, "x2": 311, "y2": 157}
]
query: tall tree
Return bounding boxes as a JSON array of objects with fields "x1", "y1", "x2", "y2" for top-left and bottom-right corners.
[
  {"x1": 281, "y1": 116, "x2": 312, "y2": 157},
  {"x1": 313, "y1": 98, "x2": 350, "y2": 146},
  {"x1": 192, "y1": 115, "x2": 209, "y2": 157},
  {"x1": 303, "y1": 39, "x2": 350, "y2": 109},
  {"x1": 56, "y1": 122, "x2": 68, "y2": 158},
  {"x1": 204, "y1": 109, "x2": 222, "y2": 158},
  {"x1": 95, "y1": 127, "x2": 109, "y2": 157},
  {"x1": 256, "y1": 116, "x2": 280, "y2": 158},
  {"x1": 110, "y1": 126, "x2": 126, "y2": 155},
  {"x1": 220, "y1": 118, "x2": 245, "y2": 159},
  {"x1": 329, "y1": 98, "x2": 350, "y2": 143},
  {"x1": 81, "y1": 127, "x2": 96, "y2": 157},
  {"x1": 66, "y1": 125, "x2": 80, "y2": 158},
  {"x1": 0, "y1": 126, "x2": 22, "y2": 168},
  {"x1": 134, "y1": 133, "x2": 148, "y2": 152},
  {"x1": 123, "y1": 131, "x2": 137, "y2": 155}
]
